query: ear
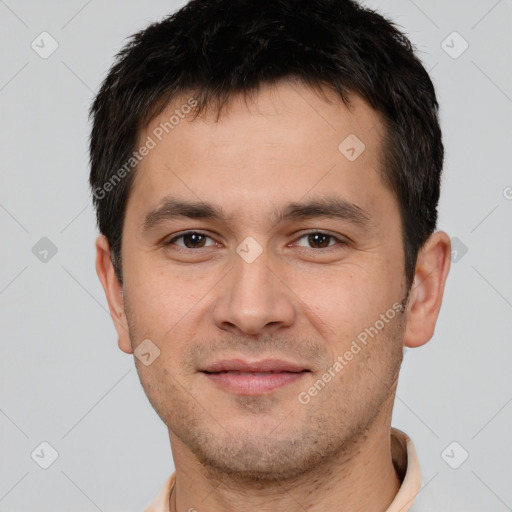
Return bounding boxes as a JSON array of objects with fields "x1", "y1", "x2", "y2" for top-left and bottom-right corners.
[
  {"x1": 95, "y1": 234, "x2": 133, "y2": 354},
  {"x1": 403, "y1": 230, "x2": 451, "y2": 348}
]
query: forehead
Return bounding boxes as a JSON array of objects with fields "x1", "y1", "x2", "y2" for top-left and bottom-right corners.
[{"x1": 126, "y1": 80, "x2": 394, "y2": 231}]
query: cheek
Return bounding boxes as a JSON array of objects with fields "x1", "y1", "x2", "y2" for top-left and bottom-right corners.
[
  {"x1": 125, "y1": 259, "x2": 205, "y2": 329},
  {"x1": 124, "y1": 267, "x2": 219, "y2": 380},
  {"x1": 290, "y1": 265, "x2": 403, "y2": 355},
  {"x1": 291, "y1": 266, "x2": 380, "y2": 325}
]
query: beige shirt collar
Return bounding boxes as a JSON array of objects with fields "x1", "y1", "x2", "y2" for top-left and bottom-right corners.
[{"x1": 145, "y1": 427, "x2": 421, "y2": 512}]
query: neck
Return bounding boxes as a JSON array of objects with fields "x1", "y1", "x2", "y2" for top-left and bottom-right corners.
[{"x1": 168, "y1": 417, "x2": 402, "y2": 512}]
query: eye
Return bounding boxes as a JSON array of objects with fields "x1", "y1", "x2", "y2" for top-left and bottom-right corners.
[
  {"x1": 166, "y1": 231, "x2": 217, "y2": 249},
  {"x1": 293, "y1": 231, "x2": 346, "y2": 249},
  {"x1": 164, "y1": 230, "x2": 346, "y2": 252}
]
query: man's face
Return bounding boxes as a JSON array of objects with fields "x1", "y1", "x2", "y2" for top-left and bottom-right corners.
[{"x1": 118, "y1": 81, "x2": 409, "y2": 480}]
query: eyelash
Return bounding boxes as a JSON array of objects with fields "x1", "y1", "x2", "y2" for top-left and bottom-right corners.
[{"x1": 165, "y1": 231, "x2": 347, "y2": 251}]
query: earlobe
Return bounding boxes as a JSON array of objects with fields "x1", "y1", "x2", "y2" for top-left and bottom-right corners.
[
  {"x1": 403, "y1": 231, "x2": 451, "y2": 348},
  {"x1": 94, "y1": 234, "x2": 134, "y2": 354}
]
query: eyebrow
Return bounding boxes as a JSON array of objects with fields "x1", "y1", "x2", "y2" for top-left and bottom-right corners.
[{"x1": 142, "y1": 195, "x2": 372, "y2": 232}]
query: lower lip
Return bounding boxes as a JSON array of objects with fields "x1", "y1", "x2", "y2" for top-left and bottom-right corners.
[{"x1": 203, "y1": 371, "x2": 307, "y2": 395}]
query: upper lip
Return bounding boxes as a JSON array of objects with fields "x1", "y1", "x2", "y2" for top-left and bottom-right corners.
[{"x1": 201, "y1": 358, "x2": 309, "y2": 373}]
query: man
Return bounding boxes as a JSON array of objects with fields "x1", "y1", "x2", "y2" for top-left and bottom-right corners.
[{"x1": 90, "y1": 0, "x2": 451, "y2": 510}]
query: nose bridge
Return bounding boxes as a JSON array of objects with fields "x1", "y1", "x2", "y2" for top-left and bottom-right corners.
[{"x1": 213, "y1": 242, "x2": 295, "y2": 335}]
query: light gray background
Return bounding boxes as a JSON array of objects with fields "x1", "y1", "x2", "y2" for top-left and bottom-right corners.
[{"x1": 1, "y1": 0, "x2": 511, "y2": 511}]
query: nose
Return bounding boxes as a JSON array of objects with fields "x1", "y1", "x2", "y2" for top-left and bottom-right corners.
[{"x1": 212, "y1": 245, "x2": 296, "y2": 336}]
